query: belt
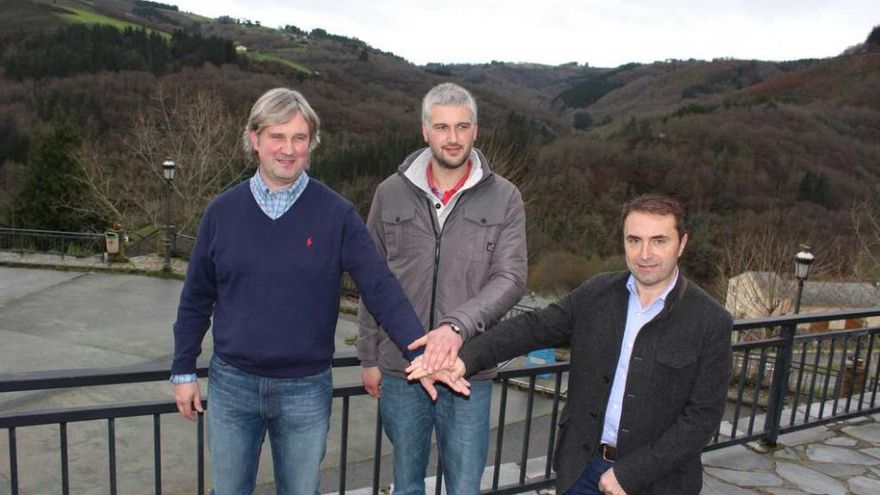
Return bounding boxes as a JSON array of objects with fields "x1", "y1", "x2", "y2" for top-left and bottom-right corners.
[{"x1": 599, "y1": 443, "x2": 617, "y2": 462}]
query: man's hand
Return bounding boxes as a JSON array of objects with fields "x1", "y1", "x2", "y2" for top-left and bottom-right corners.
[
  {"x1": 416, "y1": 369, "x2": 471, "y2": 401},
  {"x1": 361, "y1": 366, "x2": 382, "y2": 398},
  {"x1": 598, "y1": 468, "x2": 627, "y2": 495},
  {"x1": 406, "y1": 355, "x2": 466, "y2": 381},
  {"x1": 174, "y1": 381, "x2": 204, "y2": 421},
  {"x1": 407, "y1": 324, "x2": 463, "y2": 374},
  {"x1": 405, "y1": 356, "x2": 469, "y2": 400}
]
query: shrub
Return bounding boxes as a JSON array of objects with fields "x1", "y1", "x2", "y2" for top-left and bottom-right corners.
[{"x1": 529, "y1": 251, "x2": 624, "y2": 294}]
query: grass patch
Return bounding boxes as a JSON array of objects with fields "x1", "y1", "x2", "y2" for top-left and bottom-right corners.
[
  {"x1": 275, "y1": 45, "x2": 308, "y2": 54},
  {"x1": 246, "y1": 52, "x2": 311, "y2": 74},
  {"x1": 56, "y1": 4, "x2": 171, "y2": 39}
]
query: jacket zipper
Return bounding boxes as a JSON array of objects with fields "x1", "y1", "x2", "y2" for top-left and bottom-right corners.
[
  {"x1": 425, "y1": 190, "x2": 470, "y2": 329},
  {"x1": 401, "y1": 165, "x2": 492, "y2": 329}
]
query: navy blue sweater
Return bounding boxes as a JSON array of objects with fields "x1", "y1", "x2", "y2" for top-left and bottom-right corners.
[{"x1": 171, "y1": 179, "x2": 424, "y2": 378}]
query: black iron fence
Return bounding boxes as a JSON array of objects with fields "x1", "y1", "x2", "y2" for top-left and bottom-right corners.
[
  {"x1": 2, "y1": 309, "x2": 879, "y2": 494},
  {"x1": 0, "y1": 227, "x2": 199, "y2": 264},
  {"x1": 123, "y1": 230, "x2": 196, "y2": 260},
  {"x1": 0, "y1": 228, "x2": 104, "y2": 259}
]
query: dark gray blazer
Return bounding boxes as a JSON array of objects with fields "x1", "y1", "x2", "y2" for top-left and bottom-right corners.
[{"x1": 459, "y1": 271, "x2": 733, "y2": 494}]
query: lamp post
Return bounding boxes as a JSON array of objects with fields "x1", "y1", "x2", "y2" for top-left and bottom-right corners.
[
  {"x1": 793, "y1": 247, "x2": 814, "y2": 314},
  {"x1": 162, "y1": 160, "x2": 176, "y2": 272}
]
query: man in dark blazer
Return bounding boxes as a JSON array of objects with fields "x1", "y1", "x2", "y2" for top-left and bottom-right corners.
[{"x1": 408, "y1": 194, "x2": 733, "y2": 494}]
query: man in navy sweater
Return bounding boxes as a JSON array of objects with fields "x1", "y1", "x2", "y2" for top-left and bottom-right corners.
[{"x1": 170, "y1": 88, "x2": 450, "y2": 495}]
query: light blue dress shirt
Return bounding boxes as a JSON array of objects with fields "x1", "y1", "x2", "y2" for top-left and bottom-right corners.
[
  {"x1": 249, "y1": 170, "x2": 310, "y2": 220},
  {"x1": 600, "y1": 270, "x2": 679, "y2": 447}
]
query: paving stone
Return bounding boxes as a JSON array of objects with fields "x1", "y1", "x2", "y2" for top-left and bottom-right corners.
[
  {"x1": 524, "y1": 456, "x2": 549, "y2": 480},
  {"x1": 704, "y1": 467, "x2": 783, "y2": 487},
  {"x1": 479, "y1": 463, "x2": 520, "y2": 492},
  {"x1": 701, "y1": 476, "x2": 761, "y2": 495},
  {"x1": 849, "y1": 476, "x2": 880, "y2": 495},
  {"x1": 773, "y1": 447, "x2": 801, "y2": 461},
  {"x1": 810, "y1": 463, "x2": 866, "y2": 478},
  {"x1": 775, "y1": 462, "x2": 847, "y2": 495},
  {"x1": 823, "y1": 436, "x2": 857, "y2": 447},
  {"x1": 718, "y1": 421, "x2": 746, "y2": 438},
  {"x1": 868, "y1": 466, "x2": 880, "y2": 478},
  {"x1": 779, "y1": 427, "x2": 833, "y2": 447},
  {"x1": 702, "y1": 445, "x2": 773, "y2": 471},
  {"x1": 843, "y1": 423, "x2": 880, "y2": 444},
  {"x1": 862, "y1": 448, "x2": 880, "y2": 459},
  {"x1": 806, "y1": 445, "x2": 879, "y2": 465},
  {"x1": 766, "y1": 490, "x2": 810, "y2": 495}
]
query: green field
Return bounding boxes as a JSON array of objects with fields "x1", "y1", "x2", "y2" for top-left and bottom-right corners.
[
  {"x1": 56, "y1": 5, "x2": 171, "y2": 39},
  {"x1": 247, "y1": 52, "x2": 312, "y2": 75},
  {"x1": 276, "y1": 45, "x2": 308, "y2": 54}
]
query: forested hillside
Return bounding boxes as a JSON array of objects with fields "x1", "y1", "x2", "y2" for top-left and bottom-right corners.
[{"x1": 1, "y1": 0, "x2": 879, "y2": 299}]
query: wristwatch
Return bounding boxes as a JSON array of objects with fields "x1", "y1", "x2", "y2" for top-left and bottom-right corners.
[{"x1": 449, "y1": 323, "x2": 463, "y2": 335}]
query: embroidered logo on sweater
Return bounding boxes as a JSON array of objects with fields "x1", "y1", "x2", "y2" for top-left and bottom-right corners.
[{"x1": 306, "y1": 237, "x2": 313, "y2": 248}]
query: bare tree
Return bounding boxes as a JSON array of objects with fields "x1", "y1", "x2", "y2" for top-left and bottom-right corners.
[
  {"x1": 124, "y1": 83, "x2": 250, "y2": 234},
  {"x1": 68, "y1": 138, "x2": 128, "y2": 228},
  {"x1": 717, "y1": 211, "x2": 851, "y2": 341},
  {"x1": 852, "y1": 200, "x2": 880, "y2": 283}
]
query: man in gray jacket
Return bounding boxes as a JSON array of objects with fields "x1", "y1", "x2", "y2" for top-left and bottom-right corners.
[
  {"x1": 409, "y1": 194, "x2": 733, "y2": 494},
  {"x1": 357, "y1": 82, "x2": 527, "y2": 494}
]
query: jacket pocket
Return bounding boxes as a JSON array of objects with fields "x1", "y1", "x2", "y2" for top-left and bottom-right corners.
[
  {"x1": 457, "y1": 208, "x2": 505, "y2": 262},
  {"x1": 380, "y1": 206, "x2": 417, "y2": 259},
  {"x1": 656, "y1": 349, "x2": 697, "y2": 369},
  {"x1": 653, "y1": 349, "x2": 698, "y2": 399}
]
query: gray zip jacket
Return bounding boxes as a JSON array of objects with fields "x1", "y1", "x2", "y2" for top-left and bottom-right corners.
[{"x1": 357, "y1": 147, "x2": 527, "y2": 380}]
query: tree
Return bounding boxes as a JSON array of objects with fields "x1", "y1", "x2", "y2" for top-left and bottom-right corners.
[
  {"x1": 851, "y1": 199, "x2": 880, "y2": 283},
  {"x1": 573, "y1": 112, "x2": 592, "y2": 130},
  {"x1": 120, "y1": 84, "x2": 250, "y2": 234},
  {"x1": 12, "y1": 113, "x2": 99, "y2": 231},
  {"x1": 866, "y1": 25, "x2": 880, "y2": 46}
]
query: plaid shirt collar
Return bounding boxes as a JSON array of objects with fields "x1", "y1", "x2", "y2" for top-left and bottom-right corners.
[{"x1": 249, "y1": 170, "x2": 309, "y2": 220}]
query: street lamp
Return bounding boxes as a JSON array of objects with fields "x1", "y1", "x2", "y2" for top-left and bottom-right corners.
[
  {"x1": 793, "y1": 247, "x2": 814, "y2": 314},
  {"x1": 162, "y1": 160, "x2": 176, "y2": 272}
]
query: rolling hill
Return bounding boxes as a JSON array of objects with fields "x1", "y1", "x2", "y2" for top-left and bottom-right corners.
[{"x1": 1, "y1": 0, "x2": 879, "y2": 292}]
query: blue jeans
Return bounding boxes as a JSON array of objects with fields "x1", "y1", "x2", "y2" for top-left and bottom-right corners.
[
  {"x1": 207, "y1": 355, "x2": 332, "y2": 495},
  {"x1": 379, "y1": 374, "x2": 492, "y2": 495},
  {"x1": 564, "y1": 454, "x2": 614, "y2": 495}
]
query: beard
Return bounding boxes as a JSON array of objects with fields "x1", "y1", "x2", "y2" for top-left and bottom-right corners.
[
  {"x1": 434, "y1": 156, "x2": 468, "y2": 169},
  {"x1": 432, "y1": 146, "x2": 471, "y2": 170}
]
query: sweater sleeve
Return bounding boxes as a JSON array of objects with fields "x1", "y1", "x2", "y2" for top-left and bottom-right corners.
[
  {"x1": 343, "y1": 205, "x2": 424, "y2": 361},
  {"x1": 170, "y1": 209, "x2": 217, "y2": 375},
  {"x1": 356, "y1": 186, "x2": 386, "y2": 367}
]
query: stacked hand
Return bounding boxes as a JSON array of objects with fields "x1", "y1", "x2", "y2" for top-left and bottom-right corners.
[
  {"x1": 362, "y1": 324, "x2": 471, "y2": 401},
  {"x1": 405, "y1": 355, "x2": 469, "y2": 399}
]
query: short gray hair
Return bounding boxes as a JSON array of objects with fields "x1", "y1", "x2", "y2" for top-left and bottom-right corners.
[
  {"x1": 421, "y1": 83, "x2": 478, "y2": 125},
  {"x1": 242, "y1": 88, "x2": 321, "y2": 157}
]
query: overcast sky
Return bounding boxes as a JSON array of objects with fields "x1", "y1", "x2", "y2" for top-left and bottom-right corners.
[{"x1": 171, "y1": 1, "x2": 879, "y2": 67}]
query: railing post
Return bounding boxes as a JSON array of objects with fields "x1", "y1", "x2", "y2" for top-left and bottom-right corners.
[{"x1": 763, "y1": 322, "x2": 796, "y2": 447}]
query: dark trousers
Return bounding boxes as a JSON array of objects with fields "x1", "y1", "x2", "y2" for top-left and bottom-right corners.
[{"x1": 564, "y1": 454, "x2": 614, "y2": 495}]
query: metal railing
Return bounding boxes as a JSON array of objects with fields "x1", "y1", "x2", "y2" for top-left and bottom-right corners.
[
  {"x1": 124, "y1": 229, "x2": 161, "y2": 258},
  {"x1": 0, "y1": 227, "x2": 198, "y2": 262},
  {"x1": 0, "y1": 228, "x2": 104, "y2": 259},
  {"x1": 708, "y1": 308, "x2": 880, "y2": 450},
  {"x1": 2, "y1": 309, "x2": 879, "y2": 494}
]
